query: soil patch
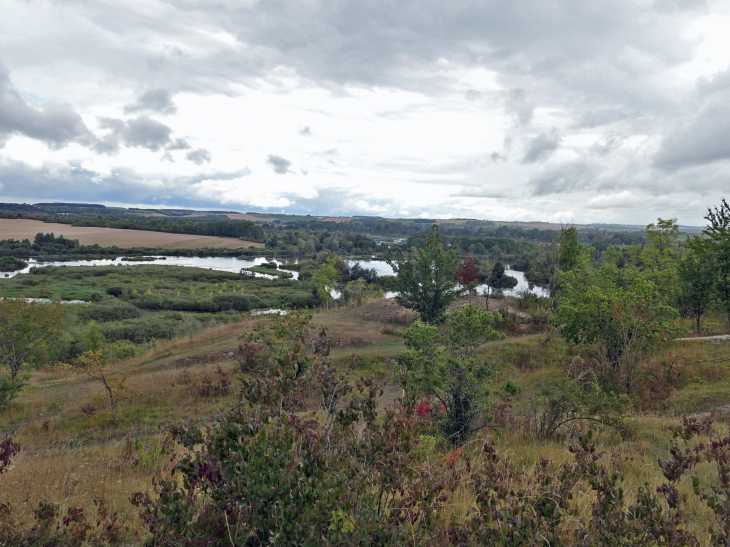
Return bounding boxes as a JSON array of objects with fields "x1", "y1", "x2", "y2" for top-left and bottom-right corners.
[{"x1": 345, "y1": 299, "x2": 418, "y2": 325}]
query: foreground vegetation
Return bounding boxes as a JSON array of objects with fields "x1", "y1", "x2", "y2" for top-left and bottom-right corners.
[{"x1": 2, "y1": 199, "x2": 730, "y2": 545}]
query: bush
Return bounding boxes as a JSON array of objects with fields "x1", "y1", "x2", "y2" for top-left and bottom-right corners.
[
  {"x1": 0, "y1": 256, "x2": 28, "y2": 271},
  {"x1": 169, "y1": 299, "x2": 221, "y2": 313},
  {"x1": 0, "y1": 376, "x2": 24, "y2": 410},
  {"x1": 105, "y1": 286, "x2": 123, "y2": 297},
  {"x1": 212, "y1": 294, "x2": 254, "y2": 311},
  {"x1": 78, "y1": 301, "x2": 142, "y2": 323},
  {"x1": 99, "y1": 318, "x2": 181, "y2": 343}
]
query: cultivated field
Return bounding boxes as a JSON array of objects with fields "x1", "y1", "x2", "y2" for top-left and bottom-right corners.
[{"x1": 0, "y1": 219, "x2": 264, "y2": 249}]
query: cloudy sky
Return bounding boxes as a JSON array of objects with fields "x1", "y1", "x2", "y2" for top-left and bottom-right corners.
[{"x1": 1, "y1": 0, "x2": 730, "y2": 224}]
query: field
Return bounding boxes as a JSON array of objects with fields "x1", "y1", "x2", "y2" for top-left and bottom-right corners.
[{"x1": 0, "y1": 219, "x2": 264, "y2": 249}]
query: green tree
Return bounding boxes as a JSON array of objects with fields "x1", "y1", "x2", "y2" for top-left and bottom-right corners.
[
  {"x1": 398, "y1": 304, "x2": 505, "y2": 446},
  {"x1": 387, "y1": 226, "x2": 461, "y2": 323},
  {"x1": 346, "y1": 278, "x2": 367, "y2": 306},
  {"x1": 678, "y1": 241, "x2": 715, "y2": 331},
  {"x1": 547, "y1": 225, "x2": 584, "y2": 303},
  {"x1": 0, "y1": 298, "x2": 65, "y2": 380},
  {"x1": 312, "y1": 256, "x2": 338, "y2": 310},
  {"x1": 702, "y1": 199, "x2": 730, "y2": 324},
  {"x1": 558, "y1": 264, "x2": 679, "y2": 394},
  {"x1": 627, "y1": 218, "x2": 681, "y2": 303},
  {"x1": 0, "y1": 298, "x2": 65, "y2": 410}
]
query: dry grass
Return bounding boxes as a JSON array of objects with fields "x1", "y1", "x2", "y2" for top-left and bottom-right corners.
[
  {"x1": 3, "y1": 305, "x2": 730, "y2": 542},
  {"x1": 0, "y1": 218, "x2": 263, "y2": 249}
]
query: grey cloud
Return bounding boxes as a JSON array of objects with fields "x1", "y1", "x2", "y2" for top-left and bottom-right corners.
[
  {"x1": 124, "y1": 88, "x2": 177, "y2": 115},
  {"x1": 186, "y1": 148, "x2": 212, "y2": 165},
  {"x1": 528, "y1": 161, "x2": 596, "y2": 195},
  {"x1": 266, "y1": 154, "x2": 292, "y2": 174},
  {"x1": 299, "y1": 126, "x2": 311, "y2": 136},
  {"x1": 167, "y1": 138, "x2": 191, "y2": 151},
  {"x1": 590, "y1": 135, "x2": 624, "y2": 156},
  {"x1": 451, "y1": 186, "x2": 508, "y2": 198},
  {"x1": 0, "y1": 159, "x2": 247, "y2": 209},
  {"x1": 0, "y1": 63, "x2": 93, "y2": 149},
  {"x1": 654, "y1": 104, "x2": 730, "y2": 169},
  {"x1": 697, "y1": 67, "x2": 730, "y2": 97},
  {"x1": 123, "y1": 117, "x2": 173, "y2": 151},
  {"x1": 522, "y1": 131, "x2": 561, "y2": 164},
  {"x1": 490, "y1": 152, "x2": 507, "y2": 162},
  {"x1": 575, "y1": 108, "x2": 631, "y2": 128},
  {"x1": 95, "y1": 116, "x2": 173, "y2": 153},
  {"x1": 505, "y1": 89, "x2": 534, "y2": 126},
  {"x1": 465, "y1": 89, "x2": 482, "y2": 101}
]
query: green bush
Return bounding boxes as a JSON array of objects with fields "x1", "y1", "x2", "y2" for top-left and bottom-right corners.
[
  {"x1": 212, "y1": 294, "x2": 255, "y2": 311},
  {"x1": 77, "y1": 301, "x2": 142, "y2": 323},
  {"x1": 169, "y1": 299, "x2": 221, "y2": 313},
  {"x1": 0, "y1": 256, "x2": 28, "y2": 271},
  {"x1": 99, "y1": 318, "x2": 181, "y2": 343}
]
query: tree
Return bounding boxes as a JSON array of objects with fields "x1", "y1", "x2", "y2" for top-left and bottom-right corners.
[
  {"x1": 455, "y1": 249, "x2": 480, "y2": 303},
  {"x1": 678, "y1": 241, "x2": 715, "y2": 331},
  {"x1": 69, "y1": 349, "x2": 135, "y2": 410},
  {"x1": 0, "y1": 298, "x2": 65, "y2": 380},
  {"x1": 702, "y1": 199, "x2": 730, "y2": 324},
  {"x1": 312, "y1": 256, "x2": 338, "y2": 310},
  {"x1": 398, "y1": 304, "x2": 505, "y2": 446},
  {"x1": 487, "y1": 260, "x2": 517, "y2": 289},
  {"x1": 346, "y1": 278, "x2": 367, "y2": 306},
  {"x1": 558, "y1": 264, "x2": 679, "y2": 394},
  {"x1": 386, "y1": 226, "x2": 461, "y2": 323},
  {"x1": 546, "y1": 225, "x2": 583, "y2": 304},
  {"x1": 627, "y1": 218, "x2": 681, "y2": 304}
]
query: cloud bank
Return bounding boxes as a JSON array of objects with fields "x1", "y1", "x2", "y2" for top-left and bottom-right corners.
[{"x1": 0, "y1": 0, "x2": 729, "y2": 224}]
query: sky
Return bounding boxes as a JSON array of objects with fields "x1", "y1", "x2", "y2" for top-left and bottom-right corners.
[{"x1": 1, "y1": 0, "x2": 730, "y2": 225}]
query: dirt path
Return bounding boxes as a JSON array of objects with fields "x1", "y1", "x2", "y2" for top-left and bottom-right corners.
[{"x1": 676, "y1": 334, "x2": 730, "y2": 343}]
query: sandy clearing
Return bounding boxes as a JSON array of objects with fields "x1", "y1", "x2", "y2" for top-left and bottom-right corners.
[
  {"x1": 321, "y1": 217, "x2": 356, "y2": 223},
  {"x1": 224, "y1": 213, "x2": 280, "y2": 222},
  {"x1": 0, "y1": 219, "x2": 264, "y2": 249}
]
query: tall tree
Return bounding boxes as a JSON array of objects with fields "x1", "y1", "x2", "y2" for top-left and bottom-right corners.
[
  {"x1": 547, "y1": 225, "x2": 583, "y2": 306},
  {"x1": 678, "y1": 241, "x2": 715, "y2": 331},
  {"x1": 703, "y1": 199, "x2": 730, "y2": 324},
  {"x1": 627, "y1": 218, "x2": 681, "y2": 304},
  {"x1": 386, "y1": 226, "x2": 461, "y2": 323},
  {"x1": 312, "y1": 256, "x2": 338, "y2": 310}
]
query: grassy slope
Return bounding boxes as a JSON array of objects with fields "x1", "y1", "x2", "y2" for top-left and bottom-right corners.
[{"x1": 2, "y1": 297, "x2": 730, "y2": 542}]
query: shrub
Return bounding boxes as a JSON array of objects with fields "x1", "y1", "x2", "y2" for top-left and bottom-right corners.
[
  {"x1": 168, "y1": 299, "x2": 220, "y2": 313},
  {"x1": 78, "y1": 301, "x2": 142, "y2": 322},
  {"x1": 212, "y1": 294, "x2": 253, "y2": 311},
  {"x1": 105, "y1": 286, "x2": 123, "y2": 297}
]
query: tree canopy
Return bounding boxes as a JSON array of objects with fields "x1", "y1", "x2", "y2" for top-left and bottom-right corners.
[{"x1": 387, "y1": 226, "x2": 461, "y2": 323}]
